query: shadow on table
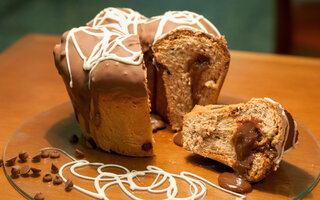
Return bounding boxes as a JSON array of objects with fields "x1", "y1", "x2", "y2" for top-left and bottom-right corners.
[{"x1": 186, "y1": 153, "x2": 315, "y2": 198}]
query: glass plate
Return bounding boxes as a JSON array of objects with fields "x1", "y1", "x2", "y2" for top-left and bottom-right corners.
[{"x1": 3, "y1": 94, "x2": 320, "y2": 199}]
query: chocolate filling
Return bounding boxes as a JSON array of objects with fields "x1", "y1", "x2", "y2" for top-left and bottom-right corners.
[
  {"x1": 187, "y1": 55, "x2": 210, "y2": 106},
  {"x1": 218, "y1": 119, "x2": 261, "y2": 193},
  {"x1": 232, "y1": 119, "x2": 260, "y2": 176},
  {"x1": 219, "y1": 118, "x2": 282, "y2": 193}
]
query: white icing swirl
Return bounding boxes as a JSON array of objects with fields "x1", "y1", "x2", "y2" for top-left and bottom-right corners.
[
  {"x1": 65, "y1": 27, "x2": 143, "y2": 88},
  {"x1": 87, "y1": 7, "x2": 147, "y2": 35},
  {"x1": 65, "y1": 8, "x2": 146, "y2": 88},
  {"x1": 146, "y1": 11, "x2": 221, "y2": 45},
  {"x1": 41, "y1": 147, "x2": 246, "y2": 200}
]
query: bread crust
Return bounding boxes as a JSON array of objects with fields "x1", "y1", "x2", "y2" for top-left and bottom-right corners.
[{"x1": 76, "y1": 91, "x2": 154, "y2": 157}]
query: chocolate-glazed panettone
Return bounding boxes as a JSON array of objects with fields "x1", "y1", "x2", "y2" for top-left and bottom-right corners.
[
  {"x1": 54, "y1": 8, "x2": 153, "y2": 157},
  {"x1": 54, "y1": 8, "x2": 230, "y2": 156}
]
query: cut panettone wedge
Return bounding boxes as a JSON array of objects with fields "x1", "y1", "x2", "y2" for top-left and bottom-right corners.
[
  {"x1": 182, "y1": 98, "x2": 298, "y2": 182},
  {"x1": 152, "y1": 29, "x2": 230, "y2": 131}
]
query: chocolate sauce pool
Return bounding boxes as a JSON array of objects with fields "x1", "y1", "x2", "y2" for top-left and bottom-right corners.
[{"x1": 218, "y1": 172, "x2": 252, "y2": 193}]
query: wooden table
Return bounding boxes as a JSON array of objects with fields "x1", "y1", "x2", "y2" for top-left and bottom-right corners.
[{"x1": 0, "y1": 34, "x2": 319, "y2": 199}]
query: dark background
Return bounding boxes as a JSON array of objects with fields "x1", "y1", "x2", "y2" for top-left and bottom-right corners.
[{"x1": 1, "y1": 0, "x2": 319, "y2": 56}]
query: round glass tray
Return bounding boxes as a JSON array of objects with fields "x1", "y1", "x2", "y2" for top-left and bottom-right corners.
[{"x1": 3, "y1": 94, "x2": 320, "y2": 199}]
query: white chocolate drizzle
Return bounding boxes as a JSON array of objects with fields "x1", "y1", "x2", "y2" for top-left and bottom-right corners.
[
  {"x1": 41, "y1": 147, "x2": 246, "y2": 200},
  {"x1": 145, "y1": 11, "x2": 221, "y2": 45},
  {"x1": 65, "y1": 8, "x2": 146, "y2": 88},
  {"x1": 87, "y1": 7, "x2": 147, "y2": 35}
]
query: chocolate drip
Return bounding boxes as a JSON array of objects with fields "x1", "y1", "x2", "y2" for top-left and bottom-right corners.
[
  {"x1": 232, "y1": 119, "x2": 260, "y2": 177},
  {"x1": 187, "y1": 55, "x2": 210, "y2": 105}
]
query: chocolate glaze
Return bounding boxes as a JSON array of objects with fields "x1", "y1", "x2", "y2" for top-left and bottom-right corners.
[
  {"x1": 232, "y1": 119, "x2": 260, "y2": 177},
  {"x1": 54, "y1": 20, "x2": 147, "y2": 134},
  {"x1": 150, "y1": 114, "x2": 166, "y2": 132},
  {"x1": 263, "y1": 98, "x2": 299, "y2": 164},
  {"x1": 283, "y1": 109, "x2": 299, "y2": 151},
  {"x1": 218, "y1": 172, "x2": 252, "y2": 193}
]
